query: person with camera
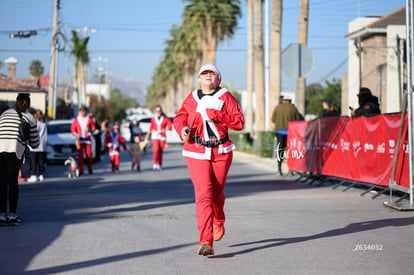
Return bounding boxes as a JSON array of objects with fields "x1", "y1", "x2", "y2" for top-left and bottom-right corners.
[{"x1": 0, "y1": 93, "x2": 39, "y2": 225}]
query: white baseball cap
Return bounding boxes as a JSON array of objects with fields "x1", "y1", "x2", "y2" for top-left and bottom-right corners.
[{"x1": 198, "y1": 64, "x2": 222, "y2": 87}]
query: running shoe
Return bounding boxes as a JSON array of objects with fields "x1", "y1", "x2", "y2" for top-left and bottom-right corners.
[
  {"x1": 198, "y1": 241, "x2": 214, "y2": 256},
  {"x1": 0, "y1": 216, "x2": 8, "y2": 226},
  {"x1": 27, "y1": 175, "x2": 37, "y2": 182},
  {"x1": 7, "y1": 216, "x2": 22, "y2": 226}
]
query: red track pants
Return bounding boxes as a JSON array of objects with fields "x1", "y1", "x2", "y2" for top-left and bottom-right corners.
[
  {"x1": 152, "y1": 139, "x2": 165, "y2": 166},
  {"x1": 77, "y1": 143, "x2": 92, "y2": 174},
  {"x1": 186, "y1": 148, "x2": 233, "y2": 246},
  {"x1": 109, "y1": 153, "x2": 120, "y2": 170}
]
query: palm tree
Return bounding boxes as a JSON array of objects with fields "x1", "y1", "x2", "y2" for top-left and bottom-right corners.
[
  {"x1": 70, "y1": 30, "x2": 90, "y2": 107},
  {"x1": 245, "y1": 0, "x2": 254, "y2": 134},
  {"x1": 269, "y1": 0, "x2": 282, "y2": 129},
  {"x1": 183, "y1": 0, "x2": 241, "y2": 64},
  {"x1": 29, "y1": 60, "x2": 44, "y2": 78},
  {"x1": 254, "y1": 0, "x2": 265, "y2": 132},
  {"x1": 166, "y1": 24, "x2": 200, "y2": 108}
]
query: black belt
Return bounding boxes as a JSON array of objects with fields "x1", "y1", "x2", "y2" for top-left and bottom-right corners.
[{"x1": 194, "y1": 136, "x2": 229, "y2": 148}]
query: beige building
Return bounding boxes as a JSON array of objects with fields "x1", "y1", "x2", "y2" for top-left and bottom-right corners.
[
  {"x1": 344, "y1": 6, "x2": 406, "y2": 115},
  {"x1": 0, "y1": 57, "x2": 47, "y2": 114}
]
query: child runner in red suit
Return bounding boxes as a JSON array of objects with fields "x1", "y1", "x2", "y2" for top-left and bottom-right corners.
[
  {"x1": 105, "y1": 123, "x2": 127, "y2": 173},
  {"x1": 173, "y1": 64, "x2": 244, "y2": 256},
  {"x1": 145, "y1": 106, "x2": 172, "y2": 171},
  {"x1": 71, "y1": 106, "x2": 96, "y2": 175}
]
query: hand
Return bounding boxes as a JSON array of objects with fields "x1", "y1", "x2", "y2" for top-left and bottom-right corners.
[
  {"x1": 181, "y1": 126, "x2": 190, "y2": 142},
  {"x1": 350, "y1": 108, "x2": 356, "y2": 117}
]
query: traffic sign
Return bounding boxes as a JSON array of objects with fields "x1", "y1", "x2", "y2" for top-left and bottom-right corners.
[{"x1": 282, "y1": 43, "x2": 314, "y2": 78}]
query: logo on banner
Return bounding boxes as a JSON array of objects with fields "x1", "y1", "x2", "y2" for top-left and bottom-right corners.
[
  {"x1": 376, "y1": 143, "x2": 385, "y2": 153},
  {"x1": 389, "y1": 139, "x2": 396, "y2": 154},
  {"x1": 341, "y1": 139, "x2": 350, "y2": 152},
  {"x1": 353, "y1": 141, "x2": 361, "y2": 157},
  {"x1": 364, "y1": 143, "x2": 374, "y2": 153},
  {"x1": 275, "y1": 142, "x2": 304, "y2": 162}
]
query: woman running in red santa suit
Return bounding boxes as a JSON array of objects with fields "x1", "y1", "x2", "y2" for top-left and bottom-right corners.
[
  {"x1": 145, "y1": 105, "x2": 172, "y2": 171},
  {"x1": 173, "y1": 64, "x2": 244, "y2": 256},
  {"x1": 105, "y1": 123, "x2": 127, "y2": 173},
  {"x1": 71, "y1": 106, "x2": 96, "y2": 175}
]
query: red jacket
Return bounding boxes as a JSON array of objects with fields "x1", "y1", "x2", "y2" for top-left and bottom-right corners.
[
  {"x1": 105, "y1": 132, "x2": 127, "y2": 155},
  {"x1": 173, "y1": 88, "x2": 244, "y2": 160},
  {"x1": 148, "y1": 115, "x2": 172, "y2": 141},
  {"x1": 71, "y1": 116, "x2": 96, "y2": 144}
]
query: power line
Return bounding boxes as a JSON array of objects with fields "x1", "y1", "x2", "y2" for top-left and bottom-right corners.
[{"x1": 317, "y1": 57, "x2": 348, "y2": 83}]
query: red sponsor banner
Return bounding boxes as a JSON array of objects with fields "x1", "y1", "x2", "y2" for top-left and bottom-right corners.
[{"x1": 287, "y1": 114, "x2": 409, "y2": 188}]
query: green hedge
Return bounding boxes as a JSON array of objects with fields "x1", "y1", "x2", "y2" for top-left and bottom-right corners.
[
  {"x1": 229, "y1": 130, "x2": 275, "y2": 158},
  {"x1": 229, "y1": 131, "x2": 253, "y2": 152},
  {"x1": 255, "y1": 131, "x2": 275, "y2": 158}
]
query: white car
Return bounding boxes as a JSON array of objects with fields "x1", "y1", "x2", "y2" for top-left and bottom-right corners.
[{"x1": 47, "y1": 119, "x2": 96, "y2": 163}]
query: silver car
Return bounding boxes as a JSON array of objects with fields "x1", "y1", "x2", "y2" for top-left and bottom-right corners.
[{"x1": 47, "y1": 119, "x2": 95, "y2": 163}]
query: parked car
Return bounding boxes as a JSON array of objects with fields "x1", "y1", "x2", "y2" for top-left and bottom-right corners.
[
  {"x1": 120, "y1": 120, "x2": 132, "y2": 143},
  {"x1": 47, "y1": 119, "x2": 96, "y2": 163},
  {"x1": 166, "y1": 116, "x2": 182, "y2": 144}
]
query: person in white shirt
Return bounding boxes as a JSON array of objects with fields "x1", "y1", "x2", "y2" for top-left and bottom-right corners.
[{"x1": 28, "y1": 110, "x2": 47, "y2": 182}]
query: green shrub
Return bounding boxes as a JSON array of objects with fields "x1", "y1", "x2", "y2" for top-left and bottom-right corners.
[
  {"x1": 229, "y1": 131, "x2": 253, "y2": 152},
  {"x1": 256, "y1": 131, "x2": 275, "y2": 158}
]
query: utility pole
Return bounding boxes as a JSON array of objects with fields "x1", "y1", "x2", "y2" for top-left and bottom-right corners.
[
  {"x1": 297, "y1": 0, "x2": 309, "y2": 115},
  {"x1": 48, "y1": 0, "x2": 60, "y2": 119},
  {"x1": 93, "y1": 56, "x2": 109, "y2": 102}
]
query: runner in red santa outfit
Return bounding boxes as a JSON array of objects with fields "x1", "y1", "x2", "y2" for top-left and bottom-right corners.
[
  {"x1": 145, "y1": 105, "x2": 172, "y2": 171},
  {"x1": 105, "y1": 123, "x2": 127, "y2": 173},
  {"x1": 71, "y1": 106, "x2": 96, "y2": 175},
  {"x1": 173, "y1": 64, "x2": 244, "y2": 256}
]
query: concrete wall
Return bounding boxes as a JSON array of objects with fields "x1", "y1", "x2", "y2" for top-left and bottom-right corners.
[
  {"x1": 386, "y1": 25, "x2": 406, "y2": 113},
  {"x1": 360, "y1": 34, "x2": 387, "y2": 107},
  {"x1": 347, "y1": 18, "x2": 378, "y2": 114}
]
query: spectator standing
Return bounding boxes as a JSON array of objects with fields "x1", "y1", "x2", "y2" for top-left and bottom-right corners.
[
  {"x1": 101, "y1": 117, "x2": 110, "y2": 153},
  {"x1": 0, "y1": 93, "x2": 39, "y2": 225},
  {"x1": 27, "y1": 110, "x2": 47, "y2": 182},
  {"x1": 145, "y1": 105, "x2": 172, "y2": 171},
  {"x1": 173, "y1": 64, "x2": 244, "y2": 256},
  {"x1": 319, "y1": 98, "x2": 339, "y2": 118},
  {"x1": 271, "y1": 95, "x2": 303, "y2": 176},
  {"x1": 71, "y1": 106, "x2": 95, "y2": 175},
  {"x1": 91, "y1": 115, "x2": 102, "y2": 162},
  {"x1": 350, "y1": 87, "x2": 381, "y2": 117}
]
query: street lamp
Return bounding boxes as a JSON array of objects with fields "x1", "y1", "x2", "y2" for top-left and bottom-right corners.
[{"x1": 92, "y1": 56, "x2": 109, "y2": 102}]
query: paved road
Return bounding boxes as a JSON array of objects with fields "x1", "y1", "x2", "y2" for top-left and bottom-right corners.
[{"x1": 1, "y1": 146, "x2": 413, "y2": 275}]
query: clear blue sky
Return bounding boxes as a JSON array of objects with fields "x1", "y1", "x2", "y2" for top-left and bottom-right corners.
[{"x1": 0, "y1": 0, "x2": 406, "y2": 93}]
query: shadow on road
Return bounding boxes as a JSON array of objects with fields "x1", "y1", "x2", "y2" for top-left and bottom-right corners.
[{"x1": 210, "y1": 216, "x2": 414, "y2": 258}]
